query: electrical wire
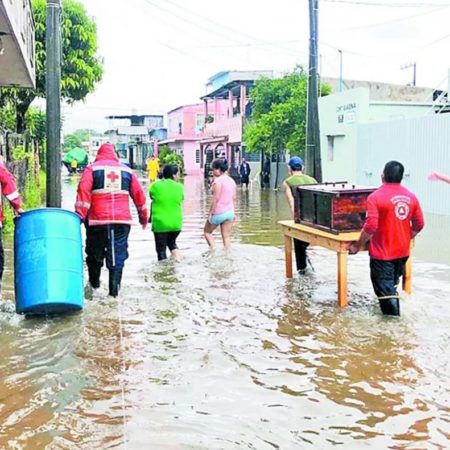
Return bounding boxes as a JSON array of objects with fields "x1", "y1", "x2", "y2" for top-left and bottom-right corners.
[
  {"x1": 340, "y1": 5, "x2": 449, "y2": 30},
  {"x1": 136, "y1": 0, "x2": 301, "y2": 59},
  {"x1": 322, "y1": 0, "x2": 450, "y2": 7}
]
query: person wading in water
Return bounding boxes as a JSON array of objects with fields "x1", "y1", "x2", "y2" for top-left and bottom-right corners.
[
  {"x1": 75, "y1": 143, "x2": 148, "y2": 297},
  {"x1": 204, "y1": 158, "x2": 237, "y2": 250}
]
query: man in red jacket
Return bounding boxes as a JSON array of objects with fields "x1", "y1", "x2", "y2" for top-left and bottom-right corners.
[
  {"x1": 0, "y1": 160, "x2": 23, "y2": 297},
  {"x1": 75, "y1": 143, "x2": 148, "y2": 297},
  {"x1": 349, "y1": 161, "x2": 424, "y2": 316}
]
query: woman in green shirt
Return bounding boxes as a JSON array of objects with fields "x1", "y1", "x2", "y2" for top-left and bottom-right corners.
[{"x1": 149, "y1": 164, "x2": 184, "y2": 261}]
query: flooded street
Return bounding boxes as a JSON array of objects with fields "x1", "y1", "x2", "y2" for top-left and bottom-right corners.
[{"x1": 0, "y1": 175, "x2": 449, "y2": 449}]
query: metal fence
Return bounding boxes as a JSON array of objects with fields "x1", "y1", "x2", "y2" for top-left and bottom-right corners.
[
  {"x1": 357, "y1": 113, "x2": 450, "y2": 215},
  {"x1": 0, "y1": 127, "x2": 31, "y2": 190}
]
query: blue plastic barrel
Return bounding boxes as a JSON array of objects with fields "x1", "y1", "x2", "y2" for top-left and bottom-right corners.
[{"x1": 14, "y1": 208, "x2": 84, "y2": 315}]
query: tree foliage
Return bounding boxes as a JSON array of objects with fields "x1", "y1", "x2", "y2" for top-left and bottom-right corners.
[
  {"x1": 63, "y1": 129, "x2": 95, "y2": 152},
  {"x1": 244, "y1": 67, "x2": 331, "y2": 159},
  {"x1": 158, "y1": 145, "x2": 184, "y2": 173},
  {"x1": 26, "y1": 108, "x2": 46, "y2": 143},
  {"x1": 0, "y1": 0, "x2": 103, "y2": 132}
]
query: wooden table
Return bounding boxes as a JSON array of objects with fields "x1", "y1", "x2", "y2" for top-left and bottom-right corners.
[{"x1": 279, "y1": 220, "x2": 412, "y2": 307}]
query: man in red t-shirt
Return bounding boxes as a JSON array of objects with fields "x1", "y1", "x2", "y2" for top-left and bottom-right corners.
[{"x1": 349, "y1": 161, "x2": 424, "y2": 316}]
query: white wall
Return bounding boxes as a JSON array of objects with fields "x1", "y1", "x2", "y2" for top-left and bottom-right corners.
[{"x1": 357, "y1": 113, "x2": 450, "y2": 215}]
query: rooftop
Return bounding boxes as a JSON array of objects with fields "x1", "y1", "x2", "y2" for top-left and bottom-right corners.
[{"x1": 322, "y1": 77, "x2": 445, "y2": 103}]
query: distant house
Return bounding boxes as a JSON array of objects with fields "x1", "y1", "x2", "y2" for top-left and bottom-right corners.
[
  {"x1": 106, "y1": 114, "x2": 164, "y2": 169},
  {"x1": 158, "y1": 102, "x2": 227, "y2": 175},
  {"x1": 0, "y1": 0, "x2": 35, "y2": 88},
  {"x1": 199, "y1": 70, "x2": 277, "y2": 180}
]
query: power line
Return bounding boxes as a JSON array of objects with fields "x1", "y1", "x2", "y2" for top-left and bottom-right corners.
[
  {"x1": 137, "y1": 0, "x2": 301, "y2": 58},
  {"x1": 341, "y1": 5, "x2": 449, "y2": 30},
  {"x1": 139, "y1": 0, "x2": 261, "y2": 49},
  {"x1": 160, "y1": 0, "x2": 303, "y2": 57},
  {"x1": 322, "y1": 0, "x2": 450, "y2": 6},
  {"x1": 320, "y1": 41, "x2": 401, "y2": 59},
  {"x1": 136, "y1": 0, "x2": 297, "y2": 68},
  {"x1": 420, "y1": 32, "x2": 450, "y2": 49}
]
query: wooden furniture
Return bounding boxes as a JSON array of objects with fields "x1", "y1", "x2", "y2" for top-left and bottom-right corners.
[
  {"x1": 279, "y1": 220, "x2": 412, "y2": 307},
  {"x1": 294, "y1": 183, "x2": 376, "y2": 233}
]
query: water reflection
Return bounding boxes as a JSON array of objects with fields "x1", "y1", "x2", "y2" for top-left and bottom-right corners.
[{"x1": 0, "y1": 175, "x2": 448, "y2": 448}]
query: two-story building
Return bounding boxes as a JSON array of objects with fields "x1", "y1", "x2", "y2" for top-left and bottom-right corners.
[
  {"x1": 0, "y1": 0, "x2": 35, "y2": 88},
  {"x1": 199, "y1": 70, "x2": 276, "y2": 180},
  {"x1": 158, "y1": 102, "x2": 227, "y2": 175}
]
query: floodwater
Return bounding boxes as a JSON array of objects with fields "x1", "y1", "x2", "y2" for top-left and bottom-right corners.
[{"x1": 0, "y1": 175, "x2": 449, "y2": 449}]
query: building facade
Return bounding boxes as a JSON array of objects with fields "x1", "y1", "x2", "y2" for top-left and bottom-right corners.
[
  {"x1": 158, "y1": 102, "x2": 228, "y2": 175},
  {"x1": 319, "y1": 87, "x2": 444, "y2": 184},
  {"x1": 106, "y1": 114, "x2": 164, "y2": 169},
  {"x1": 199, "y1": 70, "x2": 277, "y2": 180},
  {"x1": 0, "y1": 0, "x2": 35, "y2": 88}
]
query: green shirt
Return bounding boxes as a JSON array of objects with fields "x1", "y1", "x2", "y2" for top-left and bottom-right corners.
[
  {"x1": 149, "y1": 179, "x2": 184, "y2": 232},
  {"x1": 285, "y1": 173, "x2": 317, "y2": 188}
]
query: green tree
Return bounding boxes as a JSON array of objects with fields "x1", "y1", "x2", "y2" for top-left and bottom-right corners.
[
  {"x1": 26, "y1": 107, "x2": 47, "y2": 166},
  {"x1": 63, "y1": 134, "x2": 82, "y2": 152},
  {"x1": 0, "y1": 0, "x2": 103, "y2": 133},
  {"x1": 244, "y1": 67, "x2": 331, "y2": 160},
  {"x1": 0, "y1": 103, "x2": 16, "y2": 131},
  {"x1": 63, "y1": 129, "x2": 98, "y2": 152}
]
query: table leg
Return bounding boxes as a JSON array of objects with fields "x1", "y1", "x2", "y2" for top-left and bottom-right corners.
[
  {"x1": 403, "y1": 256, "x2": 412, "y2": 294},
  {"x1": 284, "y1": 234, "x2": 293, "y2": 279},
  {"x1": 337, "y1": 251, "x2": 348, "y2": 307}
]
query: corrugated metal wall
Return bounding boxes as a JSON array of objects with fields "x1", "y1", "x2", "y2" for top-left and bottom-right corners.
[{"x1": 357, "y1": 113, "x2": 450, "y2": 215}]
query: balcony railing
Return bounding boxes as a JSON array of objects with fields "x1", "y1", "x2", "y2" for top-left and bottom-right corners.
[{"x1": 203, "y1": 115, "x2": 243, "y2": 143}]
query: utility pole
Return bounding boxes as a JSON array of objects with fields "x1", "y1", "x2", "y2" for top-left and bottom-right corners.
[
  {"x1": 46, "y1": 0, "x2": 62, "y2": 207},
  {"x1": 338, "y1": 49, "x2": 343, "y2": 92},
  {"x1": 306, "y1": 0, "x2": 322, "y2": 182},
  {"x1": 401, "y1": 62, "x2": 416, "y2": 87}
]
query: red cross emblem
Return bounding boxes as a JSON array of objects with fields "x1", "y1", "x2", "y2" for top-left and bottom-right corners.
[{"x1": 107, "y1": 171, "x2": 119, "y2": 183}]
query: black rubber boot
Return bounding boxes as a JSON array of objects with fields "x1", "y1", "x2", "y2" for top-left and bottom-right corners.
[
  {"x1": 88, "y1": 266, "x2": 101, "y2": 289},
  {"x1": 379, "y1": 298, "x2": 400, "y2": 316},
  {"x1": 109, "y1": 269, "x2": 123, "y2": 297}
]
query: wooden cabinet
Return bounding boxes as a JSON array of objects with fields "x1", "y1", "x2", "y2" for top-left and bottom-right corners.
[{"x1": 294, "y1": 183, "x2": 376, "y2": 234}]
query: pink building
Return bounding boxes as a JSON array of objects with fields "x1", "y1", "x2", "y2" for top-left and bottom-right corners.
[
  {"x1": 158, "y1": 101, "x2": 228, "y2": 175},
  {"x1": 158, "y1": 71, "x2": 275, "y2": 178},
  {"x1": 199, "y1": 70, "x2": 275, "y2": 180}
]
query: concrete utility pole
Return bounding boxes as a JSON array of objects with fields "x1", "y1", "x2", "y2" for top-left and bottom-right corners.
[
  {"x1": 46, "y1": 0, "x2": 62, "y2": 207},
  {"x1": 338, "y1": 49, "x2": 343, "y2": 92},
  {"x1": 401, "y1": 62, "x2": 416, "y2": 87},
  {"x1": 306, "y1": 0, "x2": 322, "y2": 182}
]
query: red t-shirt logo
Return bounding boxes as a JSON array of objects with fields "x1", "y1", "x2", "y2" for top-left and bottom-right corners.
[{"x1": 394, "y1": 200, "x2": 409, "y2": 221}]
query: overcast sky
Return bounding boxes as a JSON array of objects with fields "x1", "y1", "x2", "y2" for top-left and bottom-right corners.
[{"x1": 62, "y1": 0, "x2": 450, "y2": 134}]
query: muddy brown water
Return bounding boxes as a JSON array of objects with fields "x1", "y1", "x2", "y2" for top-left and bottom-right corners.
[{"x1": 0, "y1": 175, "x2": 449, "y2": 449}]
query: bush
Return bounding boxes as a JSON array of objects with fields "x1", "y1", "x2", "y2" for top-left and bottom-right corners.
[
  {"x1": 158, "y1": 145, "x2": 184, "y2": 173},
  {"x1": 3, "y1": 172, "x2": 44, "y2": 234}
]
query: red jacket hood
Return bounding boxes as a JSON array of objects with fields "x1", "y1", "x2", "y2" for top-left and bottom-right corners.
[{"x1": 94, "y1": 143, "x2": 119, "y2": 163}]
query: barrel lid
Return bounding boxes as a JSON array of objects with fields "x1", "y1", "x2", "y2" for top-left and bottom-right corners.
[{"x1": 15, "y1": 208, "x2": 81, "y2": 221}]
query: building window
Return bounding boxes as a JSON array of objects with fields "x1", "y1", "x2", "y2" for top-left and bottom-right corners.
[
  {"x1": 196, "y1": 114, "x2": 205, "y2": 130},
  {"x1": 196, "y1": 149, "x2": 200, "y2": 164},
  {"x1": 327, "y1": 136, "x2": 334, "y2": 162},
  {"x1": 178, "y1": 122, "x2": 182, "y2": 134}
]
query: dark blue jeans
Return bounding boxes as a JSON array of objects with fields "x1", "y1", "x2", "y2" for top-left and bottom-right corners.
[
  {"x1": 370, "y1": 257, "x2": 408, "y2": 316},
  {"x1": 86, "y1": 224, "x2": 131, "y2": 271}
]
